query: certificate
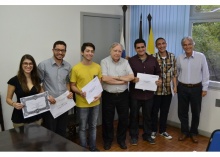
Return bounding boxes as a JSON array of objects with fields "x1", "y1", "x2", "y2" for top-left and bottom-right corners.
[
  {"x1": 135, "y1": 73, "x2": 159, "y2": 91},
  {"x1": 21, "y1": 91, "x2": 50, "y2": 119},
  {"x1": 82, "y1": 76, "x2": 103, "y2": 104},
  {"x1": 170, "y1": 80, "x2": 175, "y2": 97},
  {"x1": 50, "y1": 91, "x2": 76, "y2": 119}
]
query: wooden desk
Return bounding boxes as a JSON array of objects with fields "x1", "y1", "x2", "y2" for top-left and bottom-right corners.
[{"x1": 0, "y1": 123, "x2": 88, "y2": 151}]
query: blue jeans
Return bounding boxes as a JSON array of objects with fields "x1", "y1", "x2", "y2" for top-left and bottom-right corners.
[{"x1": 77, "y1": 105, "x2": 99, "y2": 150}]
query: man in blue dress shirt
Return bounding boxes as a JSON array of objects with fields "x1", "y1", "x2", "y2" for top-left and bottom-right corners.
[{"x1": 177, "y1": 36, "x2": 210, "y2": 143}]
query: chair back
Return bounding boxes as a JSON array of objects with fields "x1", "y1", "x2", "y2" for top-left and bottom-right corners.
[
  {"x1": 206, "y1": 129, "x2": 220, "y2": 151},
  {"x1": 0, "y1": 94, "x2": 5, "y2": 131}
]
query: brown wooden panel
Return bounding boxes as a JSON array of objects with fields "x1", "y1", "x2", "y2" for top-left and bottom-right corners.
[{"x1": 0, "y1": 123, "x2": 88, "y2": 151}]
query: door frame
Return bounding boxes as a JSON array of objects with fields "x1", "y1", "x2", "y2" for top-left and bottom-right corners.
[{"x1": 80, "y1": 12, "x2": 122, "y2": 49}]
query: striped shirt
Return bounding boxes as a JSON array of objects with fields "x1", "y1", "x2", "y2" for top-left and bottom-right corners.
[{"x1": 153, "y1": 51, "x2": 177, "y2": 95}]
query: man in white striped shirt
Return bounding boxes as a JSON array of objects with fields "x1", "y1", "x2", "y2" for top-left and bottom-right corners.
[{"x1": 177, "y1": 36, "x2": 209, "y2": 143}]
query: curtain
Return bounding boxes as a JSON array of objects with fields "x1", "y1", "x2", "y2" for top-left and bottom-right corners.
[{"x1": 129, "y1": 5, "x2": 190, "y2": 57}]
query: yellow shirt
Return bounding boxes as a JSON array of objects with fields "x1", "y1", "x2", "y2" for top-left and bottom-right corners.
[{"x1": 70, "y1": 62, "x2": 102, "y2": 108}]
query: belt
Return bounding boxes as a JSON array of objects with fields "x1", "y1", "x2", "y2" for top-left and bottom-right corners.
[
  {"x1": 179, "y1": 82, "x2": 202, "y2": 88},
  {"x1": 104, "y1": 89, "x2": 128, "y2": 96}
]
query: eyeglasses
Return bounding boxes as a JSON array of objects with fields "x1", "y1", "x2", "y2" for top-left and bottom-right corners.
[
  {"x1": 54, "y1": 49, "x2": 66, "y2": 53},
  {"x1": 23, "y1": 62, "x2": 33, "y2": 66}
]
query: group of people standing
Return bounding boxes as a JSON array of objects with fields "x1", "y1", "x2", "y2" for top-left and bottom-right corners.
[{"x1": 6, "y1": 36, "x2": 209, "y2": 151}]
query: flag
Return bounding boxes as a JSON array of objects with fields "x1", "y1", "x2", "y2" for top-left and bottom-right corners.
[
  {"x1": 139, "y1": 13, "x2": 143, "y2": 39},
  {"x1": 147, "y1": 14, "x2": 155, "y2": 54},
  {"x1": 120, "y1": 26, "x2": 126, "y2": 58}
]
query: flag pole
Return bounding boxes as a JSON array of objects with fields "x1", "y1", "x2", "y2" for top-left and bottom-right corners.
[
  {"x1": 139, "y1": 13, "x2": 143, "y2": 39},
  {"x1": 147, "y1": 14, "x2": 152, "y2": 34},
  {"x1": 147, "y1": 13, "x2": 155, "y2": 54},
  {"x1": 122, "y1": 5, "x2": 127, "y2": 45}
]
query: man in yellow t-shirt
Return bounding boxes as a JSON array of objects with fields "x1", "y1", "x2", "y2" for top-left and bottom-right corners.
[{"x1": 70, "y1": 42, "x2": 102, "y2": 151}]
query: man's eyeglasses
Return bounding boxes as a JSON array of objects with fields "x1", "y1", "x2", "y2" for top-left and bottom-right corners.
[
  {"x1": 23, "y1": 62, "x2": 33, "y2": 66},
  {"x1": 54, "y1": 49, "x2": 66, "y2": 53}
]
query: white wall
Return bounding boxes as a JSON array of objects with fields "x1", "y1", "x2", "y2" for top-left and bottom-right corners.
[
  {"x1": 0, "y1": 5, "x2": 123, "y2": 130},
  {"x1": 168, "y1": 87, "x2": 220, "y2": 137}
]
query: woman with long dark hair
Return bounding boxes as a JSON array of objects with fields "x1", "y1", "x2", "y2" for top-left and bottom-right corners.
[{"x1": 6, "y1": 54, "x2": 43, "y2": 128}]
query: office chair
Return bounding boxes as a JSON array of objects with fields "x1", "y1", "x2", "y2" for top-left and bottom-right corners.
[
  {"x1": 206, "y1": 129, "x2": 220, "y2": 151},
  {"x1": 0, "y1": 94, "x2": 5, "y2": 131}
]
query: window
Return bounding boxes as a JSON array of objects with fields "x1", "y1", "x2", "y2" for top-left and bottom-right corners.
[
  {"x1": 190, "y1": 6, "x2": 220, "y2": 84},
  {"x1": 194, "y1": 5, "x2": 220, "y2": 13}
]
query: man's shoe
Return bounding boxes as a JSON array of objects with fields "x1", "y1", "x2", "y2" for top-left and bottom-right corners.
[
  {"x1": 130, "y1": 138, "x2": 138, "y2": 145},
  {"x1": 178, "y1": 133, "x2": 188, "y2": 141},
  {"x1": 190, "y1": 135, "x2": 198, "y2": 143},
  {"x1": 151, "y1": 132, "x2": 157, "y2": 139},
  {"x1": 118, "y1": 142, "x2": 127, "y2": 149},
  {"x1": 143, "y1": 136, "x2": 155, "y2": 144},
  {"x1": 104, "y1": 143, "x2": 111, "y2": 150},
  {"x1": 160, "y1": 132, "x2": 172, "y2": 140},
  {"x1": 90, "y1": 148, "x2": 100, "y2": 151}
]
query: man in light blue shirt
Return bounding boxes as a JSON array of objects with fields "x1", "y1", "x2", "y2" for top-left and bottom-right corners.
[
  {"x1": 176, "y1": 36, "x2": 209, "y2": 143},
  {"x1": 38, "y1": 40, "x2": 73, "y2": 138}
]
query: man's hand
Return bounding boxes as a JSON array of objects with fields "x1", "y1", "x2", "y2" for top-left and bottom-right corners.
[
  {"x1": 67, "y1": 91, "x2": 73, "y2": 99},
  {"x1": 48, "y1": 95, "x2": 56, "y2": 104},
  {"x1": 155, "y1": 79, "x2": 162, "y2": 86},
  {"x1": 202, "y1": 91, "x2": 207, "y2": 97},
  {"x1": 92, "y1": 93, "x2": 102, "y2": 102},
  {"x1": 132, "y1": 77, "x2": 139, "y2": 83}
]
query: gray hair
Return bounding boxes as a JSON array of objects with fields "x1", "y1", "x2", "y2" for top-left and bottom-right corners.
[
  {"x1": 181, "y1": 36, "x2": 195, "y2": 46},
  {"x1": 109, "y1": 42, "x2": 123, "y2": 52}
]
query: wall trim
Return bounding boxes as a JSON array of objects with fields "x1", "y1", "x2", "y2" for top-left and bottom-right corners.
[{"x1": 167, "y1": 120, "x2": 211, "y2": 138}]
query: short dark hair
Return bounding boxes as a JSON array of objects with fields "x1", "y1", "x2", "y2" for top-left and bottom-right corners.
[
  {"x1": 81, "y1": 42, "x2": 95, "y2": 52},
  {"x1": 134, "y1": 38, "x2": 146, "y2": 48},
  {"x1": 155, "y1": 37, "x2": 166, "y2": 45},
  {"x1": 53, "y1": 41, "x2": 67, "y2": 50}
]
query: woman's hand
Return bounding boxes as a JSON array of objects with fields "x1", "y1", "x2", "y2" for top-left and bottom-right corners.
[{"x1": 13, "y1": 102, "x2": 24, "y2": 110}]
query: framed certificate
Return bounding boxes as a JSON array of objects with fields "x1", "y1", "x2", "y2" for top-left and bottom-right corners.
[{"x1": 20, "y1": 91, "x2": 50, "y2": 119}]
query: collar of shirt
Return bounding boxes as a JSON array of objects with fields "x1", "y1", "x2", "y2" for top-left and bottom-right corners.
[
  {"x1": 157, "y1": 50, "x2": 170, "y2": 59},
  {"x1": 50, "y1": 57, "x2": 64, "y2": 66},
  {"x1": 184, "y1": 51, "x2": 195, "y2": 59},
  {"x1": 110, "y1": 57, "x2": 122, "y2": 64},
  {"x1": 137, "y1": 53, "x2": 150, "y2": 61}
]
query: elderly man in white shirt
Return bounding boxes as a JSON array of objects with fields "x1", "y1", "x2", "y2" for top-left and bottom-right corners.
[{"x1": 177, "y1": 36, "x2": 209, "y2": 143}]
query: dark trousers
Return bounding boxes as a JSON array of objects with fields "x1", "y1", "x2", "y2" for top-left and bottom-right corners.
[
  {"x1": 177, "y1": 83, "x2": 202, "y2": 135},
  {"x1": 151, "y1": 94, "x2": 172, "y2": 133},
  {"x1": 102, "y1": 90, "x2": 129, "y2": 144},
  {"x1": 129, "y1": 97, "x2": 153, "y2": 139},
  {"x1": 42, "y1": 111, "x2": 68, "y2": 138}
]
